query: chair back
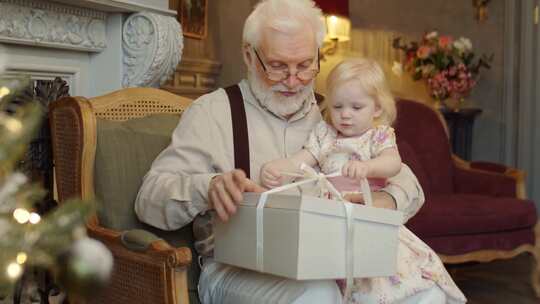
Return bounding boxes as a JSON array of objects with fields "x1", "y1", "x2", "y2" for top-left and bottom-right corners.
[
  {"x1": 50, "y1": 88, "x2": 200, "y2": 303},
  {"x1": 91, "y1": 90, "x2": 190, "y2": 231},
  {"x1": 51, "y1": 88, "x2": 191, "y2": 223},
  {"x1": 394, "y1": 99, "x2": 455, "y2": 196}
]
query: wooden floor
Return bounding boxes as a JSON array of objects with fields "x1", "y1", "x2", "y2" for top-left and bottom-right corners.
[
  {"x1": 1, "y1": 253, "x2": 538, "y2": 304},
  {"x1": 451, "y1": 253, "x2": 538, "y2": 304}
]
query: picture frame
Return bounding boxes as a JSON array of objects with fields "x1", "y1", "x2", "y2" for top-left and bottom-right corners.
[{"x1": 178, "y1": 0, "x2": 208, "y2": 39}]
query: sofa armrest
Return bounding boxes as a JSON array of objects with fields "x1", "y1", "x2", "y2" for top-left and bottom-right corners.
[
  {"x1": 452, "y1": 155, "x2": 525, "y2": 198},
  {"x1": 453, "y1": 165, "x2": 516, "y2": 197},
  {"x1": 469, "y1": 161, "x2": 508, "y2": 173},
  {"x1": 468, "y1": 161, "x2": 527, "y2": 199}
]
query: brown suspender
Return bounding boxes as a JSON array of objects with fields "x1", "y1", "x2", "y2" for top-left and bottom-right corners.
[
  {"x1": 224, "y1": 85, "x2": 250, "y2": 179},
  {"x1": 224, "y1": 85, "x2": 323, "y2": 179}
]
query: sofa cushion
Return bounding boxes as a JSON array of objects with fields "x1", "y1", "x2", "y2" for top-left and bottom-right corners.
[
  {"x1": 406, "y1": 194, "x2": 538, "y2": 238},
  {"x1": 422, "y1": 229, "x2": 536, "y2": 256}
]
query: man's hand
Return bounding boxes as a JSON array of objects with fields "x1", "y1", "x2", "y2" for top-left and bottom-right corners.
[
  {"x1": 260, "y1": 162, "x2": 283, "y2": 189},
  {"x1": 209, "y1": 169, "x2": 265, "y2": 222},
  {"x1": 342, "y1": 160, "x2": 370, "y2": 181},
  {"x1": 343, "y1": 191, "x2": 397, "y2": 210},
  {"x1": 260, "y1": 158, "x2": 298, "y2": 189}
]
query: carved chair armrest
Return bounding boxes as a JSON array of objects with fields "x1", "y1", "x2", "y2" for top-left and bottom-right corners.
[
  {"x1": 86, "y1": 217, "x2": 192, "y2": 268},
  {"x1": 82, "y1": 216, "x2": 192, "y2": 304},
  {"x1": 452, "y1": 155, "x2": 525, "y2": 198}
]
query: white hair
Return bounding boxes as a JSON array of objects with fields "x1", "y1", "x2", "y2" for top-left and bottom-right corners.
[{"x1": 243, "y1": 0, "x2": 326, "y2": 48}]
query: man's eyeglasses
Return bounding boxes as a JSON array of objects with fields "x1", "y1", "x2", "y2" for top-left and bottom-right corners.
[{"x1": 253, "y1": 48, "x2": 320, "y2": 82}]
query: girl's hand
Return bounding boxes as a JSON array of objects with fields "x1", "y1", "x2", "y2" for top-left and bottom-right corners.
[
  {"x1": 342, "y1": 160, "x2": 370, "y2": 181},
  {"x1": 260, "y1": 158, "x2": 302, "y2": 189}
]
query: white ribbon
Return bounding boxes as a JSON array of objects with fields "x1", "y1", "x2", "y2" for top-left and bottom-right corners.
[{"x1": 256, "y1": 164, "x2": 373, "y2": 302}]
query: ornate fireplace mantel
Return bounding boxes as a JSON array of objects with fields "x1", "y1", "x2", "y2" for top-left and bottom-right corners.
[
  {"x1": 0, "y1": 0, "x2": 183, "y2": 94},
  {"x1": 0, "y1": 0, "x2": 108, "y2": 52}
]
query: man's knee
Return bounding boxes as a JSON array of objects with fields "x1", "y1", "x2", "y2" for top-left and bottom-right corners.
[{"x1": 199, "y1": 261, "x2": 342, "y2": 304}]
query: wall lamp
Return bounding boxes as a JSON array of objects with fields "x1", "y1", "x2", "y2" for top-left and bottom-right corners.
[
  {"x1": 314, "y1": 0, "x2": 351, "y2": 59},
  {"x1": 323, "y1": 15, "x2": 351, "y2": 56}
]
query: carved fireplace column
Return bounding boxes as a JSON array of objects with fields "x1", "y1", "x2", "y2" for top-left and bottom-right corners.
[{"x1": 122, "y1": 11, "x2": 184, "y2": 88}]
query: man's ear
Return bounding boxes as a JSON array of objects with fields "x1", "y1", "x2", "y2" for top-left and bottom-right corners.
[{"x1": 242, "y1": 44, "x2": 252, "y2": 67}]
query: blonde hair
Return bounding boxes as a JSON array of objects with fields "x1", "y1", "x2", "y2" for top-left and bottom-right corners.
[
  {"x1": 243, "y1": 0, "x2": 326, "y2": 48},
  {"x1": 326, "y1": 58, "x2": 397, "y2": 126}
]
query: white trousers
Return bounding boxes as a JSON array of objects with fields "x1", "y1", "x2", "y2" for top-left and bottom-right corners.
[{"x1": 198, "y1": 260, "x2": 448, "y2": 304}]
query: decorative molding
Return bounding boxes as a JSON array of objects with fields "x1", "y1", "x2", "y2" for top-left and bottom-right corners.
[
  {"x1": 52, "y1": 0, "x2": 176, "y2": 17},
  {"x1": 35, "y1": 77, "x2": 71, "y2": 109},
  {"x1": 161, "y1": 57, "x2": 222, "y2": 99},
  {"x1": 4, "y1": 63, "x2": 80, "y2": 96},
  {"x1": 122, "y1": 12, "x2": 183, "y2": 88},
  {"x1": 0, "y1": 0, "x2": 107, "y2": 52}
]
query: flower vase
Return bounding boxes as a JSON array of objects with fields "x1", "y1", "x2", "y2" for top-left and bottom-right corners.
[
  {"x1": 430, "y1": 97, "x2": 446, "y2": 111},
  {"x1": 442, "y1": 98, "x2": 464, "y2": 112}
]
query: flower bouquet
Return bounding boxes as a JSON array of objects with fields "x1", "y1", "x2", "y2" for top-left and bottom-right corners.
[{"x1": 392, "y1": 31, "x2": 492, "y2": 110}]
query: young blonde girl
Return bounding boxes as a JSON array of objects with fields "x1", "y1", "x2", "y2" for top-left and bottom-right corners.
[
  {"x1": 261, "y1": 58, "x2": 466, "y2": 304},
  {"x1": 262, "y1": 57, "x2": 400, "y2": 195}
]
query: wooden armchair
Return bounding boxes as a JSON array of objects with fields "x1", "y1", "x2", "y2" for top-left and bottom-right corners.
[
  {"x1": 394, "y1": 98, "x2": 540, "y2": 297},
  {"x1": 49, "y1": 88, "x2": 197, "y2": 303}
]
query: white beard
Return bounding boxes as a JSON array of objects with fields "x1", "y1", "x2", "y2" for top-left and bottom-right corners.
[{"x1": 247, "y1": 68, "x2": 314, "y2": 117}]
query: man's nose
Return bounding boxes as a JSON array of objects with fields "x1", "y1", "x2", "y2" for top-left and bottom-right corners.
[{"x1": 283, "y1": 72, "x2": 302, "y2": 89}]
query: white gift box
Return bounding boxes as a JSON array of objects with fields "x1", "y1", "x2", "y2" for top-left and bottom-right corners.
[{"x1": 213, "y1": 190, "x2": 404, "y2": 280}]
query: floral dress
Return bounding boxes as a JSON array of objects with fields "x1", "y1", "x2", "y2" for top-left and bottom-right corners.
[{"x1": 304, "y1": 121, "x2": 467, "y2": 304}]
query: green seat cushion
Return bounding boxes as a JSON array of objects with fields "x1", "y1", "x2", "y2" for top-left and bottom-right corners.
[{"x1": 94, "y1": 113, "x2": 200, "y2": 303}]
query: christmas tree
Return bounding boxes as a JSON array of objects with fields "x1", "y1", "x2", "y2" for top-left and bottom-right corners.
[{"x1": 0, "y1": 54, "x2": 112, "y2": 301}]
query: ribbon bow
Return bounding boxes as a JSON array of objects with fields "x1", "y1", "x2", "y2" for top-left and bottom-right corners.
[
  {"x1": 281, "y1": 163, "x2": 373, "y2": 207},
  {"x1": 281, "y1": 163, "x2": 345, "y2": 202}
]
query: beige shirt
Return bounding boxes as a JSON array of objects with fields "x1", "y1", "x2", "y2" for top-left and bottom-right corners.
[{"x1": 135, "y1": 79, "x2": 424, "y2": 235}]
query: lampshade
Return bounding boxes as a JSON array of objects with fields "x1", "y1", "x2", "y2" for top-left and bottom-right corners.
[
  {"x1": 325, "y1": 15, "x2": 351, "y2": 42},
  {"x1": 314, "y1": 0, "x2": 351, "y2": 42},
  {"x1": 314, "y1": 0, "x2": 349, "y2": 18}
]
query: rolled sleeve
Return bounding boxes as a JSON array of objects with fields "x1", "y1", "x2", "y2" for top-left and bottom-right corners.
[
  {"x1": 135, "y1": 101, "x2": 223, "y2": 230},
  {"x1": 380, "y1": 164, "x2": 425, "y2": 222}
]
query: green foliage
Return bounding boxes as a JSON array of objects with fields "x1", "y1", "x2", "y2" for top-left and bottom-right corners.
[{"x1": 0, "y1": 75, "x2": 94, "y2": 297}]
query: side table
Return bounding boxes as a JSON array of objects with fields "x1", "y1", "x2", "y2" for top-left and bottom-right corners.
[{"x1": 440, "y1": 108, "x2": 482, "y2": 161}]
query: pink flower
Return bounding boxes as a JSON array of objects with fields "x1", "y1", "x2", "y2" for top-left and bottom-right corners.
[
  {"x1": 393, "y1": 31, "x2": 489, "y2": 101},
  {"x1": 416, "y1": 46, "x2": 431, "y2": 59},
  {"x1": 425, "y1": 31, "x2": 438, "y2": 40},
  {"x1": 438, "y1": 36, "x2": 453, "y2": 49}
]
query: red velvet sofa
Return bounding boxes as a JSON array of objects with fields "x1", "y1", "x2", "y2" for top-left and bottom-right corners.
[{"x1": 394, "y1": 98, "x2": 540, "y2": 296}]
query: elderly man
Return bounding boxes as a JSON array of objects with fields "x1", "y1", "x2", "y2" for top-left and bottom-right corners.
[{"x1": 135, "y1": 0, "x2": 454, "y2": 303}]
